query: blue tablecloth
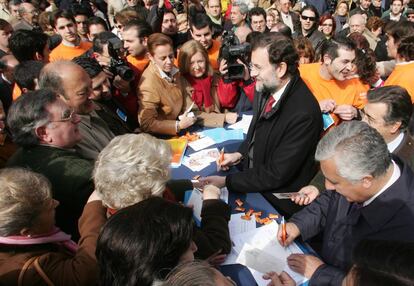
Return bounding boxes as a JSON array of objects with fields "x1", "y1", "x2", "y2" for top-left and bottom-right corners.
[{"x1": 171, "y1": 125, "x2": 310, "y2": 286}]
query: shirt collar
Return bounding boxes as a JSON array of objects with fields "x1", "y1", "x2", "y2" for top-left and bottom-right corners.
[
  {"x1": 270, "y1": 80, "x2": 290, "y2": 107},
  {"x1": 157, "y1": 65, "x2": 179, "y2": 82},
  {"x1": 363, "y1": 160, "x2": 401, "y2": 207},
  {"x1": 387, "y1": 132, "x2": 404, "y2": 153}
]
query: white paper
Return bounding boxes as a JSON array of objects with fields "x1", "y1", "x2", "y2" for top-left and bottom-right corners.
[
  {"x1": 188, "y1": 136, "x2": 216, "y2": 151},
  {"x1": 228, "y1": 114, "x2": 253, "y2": 134},
  {"x1": 236, "y1": 243, "x2": 285, "y2": 274},
  {"x1": 186, "y1": 187, "x2": 229, "y2": 224},
  {"x1": 182, "y1": 148, "x2": 220, "y2": 171},
  {"x1": 231, "y1": 221, "x2": 308, "y2": 285},
  {"x1": 229, "y1": 213, "x2": 256, "y2": 238}
]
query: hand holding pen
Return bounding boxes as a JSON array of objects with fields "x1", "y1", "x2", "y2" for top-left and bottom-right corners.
[{"x1": 277, "y1": 218, "x2": 301, "y2": 247}]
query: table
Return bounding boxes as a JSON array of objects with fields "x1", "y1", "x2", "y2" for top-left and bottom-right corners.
[{"x1": 171, "y1": 126, "x2": 311, "y2": 286}]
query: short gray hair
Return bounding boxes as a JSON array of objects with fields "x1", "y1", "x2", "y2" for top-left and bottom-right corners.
[
  {"x1": 315, "y1": 121, "x2": 391, "y2": 182},
  {"x1": 0, "y1": 168, "x2": 52, "y2": 236},
  {"x1": 7, "y1": 89, "x2": 58, "y2": 147},
  {"x1": 232, "y1": 0, "x2": 249, "y2": 15},
  {"x1": 94, "y1": 133, "x2": 172, "y2": 209},
  {"x1": 162, "y1": 261, "x2": 217, "y2": 286}
]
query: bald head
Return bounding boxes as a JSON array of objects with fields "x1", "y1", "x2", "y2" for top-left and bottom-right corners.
[
  {"x1": 349, "y1": 14, "x2": 366, "y2": 34},
  {"x1": 39, "y1": 61, "x2": 94, "y2": 114},
  {"x1": 0, "y1": 54, "x2": 18, "y2": 82}
]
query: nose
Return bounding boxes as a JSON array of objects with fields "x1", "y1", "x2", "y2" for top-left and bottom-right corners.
[
  {"x1": 250, "y1": 67, "x2": 258, "y2": 78},
  {"x1": 53, "y1": 199, "x2": 60, "y2": 208}
]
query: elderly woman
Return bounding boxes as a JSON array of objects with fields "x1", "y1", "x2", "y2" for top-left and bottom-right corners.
[
  {"x1": 94, "y1": 133, "x2": 231, "y2": 257},
  {"x1": 0, "y1": 168, "x2": 106, "y2": 285},
  {"x1": 137, "y1": 33, "x2": 197, "y2": 135},
  {"x1": 178, "y1": 40, "x2": 238, "y2": 127}
]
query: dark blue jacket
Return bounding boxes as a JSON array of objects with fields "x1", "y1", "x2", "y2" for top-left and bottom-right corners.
[{"x1": 290, "y1": 158, "x2": 414, "y2": 285}]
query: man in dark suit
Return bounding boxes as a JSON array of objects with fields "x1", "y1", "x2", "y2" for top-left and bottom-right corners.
[
  {"x1": 279, "y1": 0, "x2": 300, "y2": 34},
  {"x1": 279, "y1": 121, "x2": 414, "y2": 286},
  {"x1": 201, "y1": 33, "x2": 322, "y2": 216}
]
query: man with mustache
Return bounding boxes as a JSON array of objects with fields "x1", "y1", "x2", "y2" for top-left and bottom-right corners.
[{"x1": 49, "y1": 10, "x2": 92, "y2": 62}]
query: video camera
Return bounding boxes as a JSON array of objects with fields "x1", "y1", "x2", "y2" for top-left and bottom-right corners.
[
  {"x1": 219, "y1": 30, "x2": 251, "y2": 83},
  {"x1": 170, "y1": 0, "x2": 185, "y2": 14},
  {"x1": 107, "y1": 37, "x2": 135, "y2": 82}
]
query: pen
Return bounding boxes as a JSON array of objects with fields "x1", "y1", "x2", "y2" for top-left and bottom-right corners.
[
  {"x1": 219, "y1": 148, "x2": 225, "y2": 166},
  {"x1": 281, "y1": 216, "x2": 287, "y2": 246}
]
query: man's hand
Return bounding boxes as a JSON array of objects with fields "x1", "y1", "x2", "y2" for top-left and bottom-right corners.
[
  {"x1": 319, "y1": 99, "x2": 336, "y2": 113},
  {"x1": 113, "y1": 75, "x2": 131, "y2": 93},
  {"x1": 199, "y1": 175, "x2": 226, "y2": 188},
  {"x1": 219, "y1": 59, "x2": 228, "y2": 76},
  {"x1": 263, "y1": 271, "x2": 295, "y2": 286},
  {"x1": 333, "y1": 104, "x2": 358, "y2": 121},
  {"x1": 277, "y1": 222, "x2": 300, "y2": 247},
  {"x1": 217, "y1": 152, "x2": 243, "y2": 171},
  {"x1": 202, "y1": 184, "x2": 221, "y2": 200},
  {"x1": 287, "y1": 254, "x2": 324, "y2": 279},
  {"x1": 291, "y1": 185, "x2": 320, "y2": 206}
]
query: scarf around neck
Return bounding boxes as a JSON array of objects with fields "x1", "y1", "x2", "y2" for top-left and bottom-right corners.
[
  {"x1": 185, "y1": 75, "x2": 213, "y2": 110},
  {"x1": 0, "y1": 227, "x2": 78, "y2": 254}
]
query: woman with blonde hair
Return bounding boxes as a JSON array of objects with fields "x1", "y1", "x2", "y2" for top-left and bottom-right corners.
[
  {"x1": 0, "y1": 168, "x2": 105, "y2": 285},
  {"x1": 333, "y1": 0, "x2": 349, "y2": 33},
  {"x1": 178, "y1": 40, "x2": 238, "y2": 126}
]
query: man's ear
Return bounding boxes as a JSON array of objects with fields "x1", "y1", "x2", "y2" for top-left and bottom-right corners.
[
  {"x1": 361, "y1": 175, "x2": 373, "y2": 189},
  {"x1": 34, "y1": 51, "x2": 43, "y2": 61},
  {"x1": 323, "y1": 54, "x2": 332, "y2": 65},
  {"x1": 142, "y1": 36, "x2": 149, "y2": 47},
  {"x1": 389, "y1": 121, "x2": 402, "y2": 135},
  {"x1": 35, "y1": 125, "x2": 50, "y2": 143},
  {"x1": 276, "y1": 62, "x2": 288, "y2": 79}
]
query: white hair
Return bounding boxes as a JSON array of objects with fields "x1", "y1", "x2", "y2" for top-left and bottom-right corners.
[{"x1": 94, "y1": 133, "x2": 172, "y2": 209}]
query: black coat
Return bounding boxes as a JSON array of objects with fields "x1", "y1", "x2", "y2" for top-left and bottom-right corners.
[
  {"x1": 290, "y1": 158, "x2": 414, "y2": 286},
  {"x1": 226, "y1": 74, "x2": 322, "y2": 216}
]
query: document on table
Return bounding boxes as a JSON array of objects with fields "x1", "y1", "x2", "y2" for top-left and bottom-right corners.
[
  {"x1": 184, "y1": 187, "x2": 229, "y2": 227},
  {"x1": 182, "y1": 148, "x2": 220, "y2": 171},
  {"x1": 231, "y1": 221, "x2": 308, "y2": 286},
  {"x1": 228, "y1": 114, "x2": 253, "y2": 134},
  {"x1": 188, "y1": 136, "x2": 216, "y2": 151},
  {"x1": 199, "y1": 128, "x2": 244, "y2": 144}
]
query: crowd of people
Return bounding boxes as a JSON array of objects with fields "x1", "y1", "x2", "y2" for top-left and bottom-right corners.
[{"x1": 1, "y1": 0, "x2": 414, "y2": 285}]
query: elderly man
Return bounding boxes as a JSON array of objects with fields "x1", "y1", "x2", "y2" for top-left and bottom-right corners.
[
  {"x1": 12, "y1": 2, "x2": 38, "y2": 31},
  {"x1": 201, "y1": 33, "x2": 322, "y2": 216},
  {"x1": 230, "y1": 0, "x2": 249, "y2": 30},
  {"x1": 7, "y1": 89, "x2": 94, "y2": 240},
  {"x1": 349, "y1": 13, "x2": 379, "y2": 50},
  {"x1": 279, "y1": 0, "x2": 299, "y2": 33},
  {"x1": 280, "y1": 121, "x2": 414, "y2": 285},
  {"x1": 39, "y1": 60, "x2": 115, "y2": 161},
  {"x1": 299, "y1": 37, "x2": 369, "y2": 127}
]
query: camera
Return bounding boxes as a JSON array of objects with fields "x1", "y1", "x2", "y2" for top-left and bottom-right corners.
[
  {"x1": 219, "y1": 30, "x2": 251, "y2": 83},
  {"x1": 107, "y1": 37, "x2": 135, "y2": 82},
  {"x1": 171, "y1": 0, "x2": 185, "y2": 14}
]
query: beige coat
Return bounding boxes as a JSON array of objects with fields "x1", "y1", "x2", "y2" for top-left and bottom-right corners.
[{"x1": 138, "y1": 63, "x2": 227, "y2": 136}]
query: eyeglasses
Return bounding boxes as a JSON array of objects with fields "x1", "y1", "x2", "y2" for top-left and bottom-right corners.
[
  {"x1": 322, "y1": 23, "x2": 333, "y2": 27},
  {"x1": 49, "y1": 109, "x2": 77, "y2": 123},
  {"x1": 301, "y1": 15, "x2": 316, "y2": 21}
]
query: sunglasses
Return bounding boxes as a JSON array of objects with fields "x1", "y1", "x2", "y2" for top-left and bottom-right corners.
[{"x1": 301, "y1": 15, "x2": 316, "y2": 21}]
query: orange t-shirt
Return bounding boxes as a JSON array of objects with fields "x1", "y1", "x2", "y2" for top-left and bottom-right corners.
[
  {"x1": 208, "y1": 39, "x2": 220, "y2": 71},
  {"x1": 127, "y1": 54, "x2": 149, "y2": 76},
  {"x1": 12, "y1": 84, "x2": 22, "y2": 101},
  {"x1": 49, "y1": 41, "x2": 92, "y2": 62},
  {"x1": 384, "y1": 61, "x2": 414, "y2": 103},
  {"x1": 299, "y1": 63, "x2": 369, "y2": 125}
]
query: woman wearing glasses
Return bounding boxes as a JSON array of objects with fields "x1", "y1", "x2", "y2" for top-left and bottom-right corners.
[{"x1": 318, "y1": 14, "x2": 336, "y2": 39}]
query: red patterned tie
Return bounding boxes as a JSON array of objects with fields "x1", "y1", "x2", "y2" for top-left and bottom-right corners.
[{"x1": 264, "y1": 96, "x2": 276, "y2": 114}]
